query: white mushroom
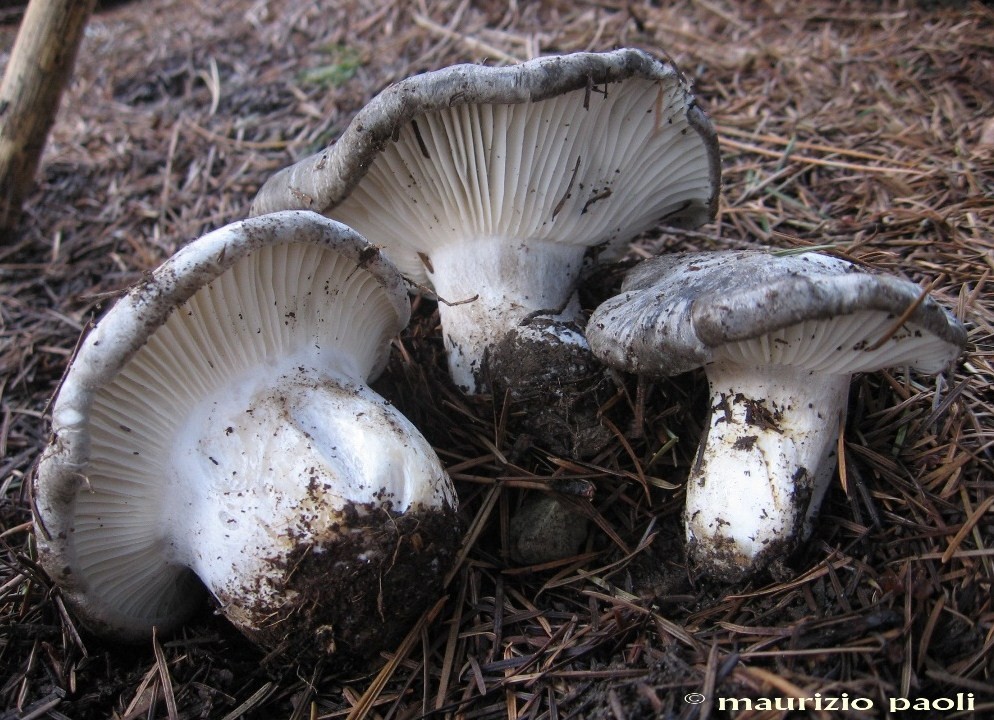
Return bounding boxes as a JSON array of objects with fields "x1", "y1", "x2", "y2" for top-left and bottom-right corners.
[
  {"x1": 587, "y1": 250, "x2": 967, "y2": 578},
  {"x1": 251, "y1": 49, "x2": 720, "y2": 395},
  {"x1": 33, "y1": 211, "x2": 460, "y2": 658}
]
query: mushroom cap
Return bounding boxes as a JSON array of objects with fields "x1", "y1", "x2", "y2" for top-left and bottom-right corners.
[
  {"x1": 250, "y1": 48, "x2": 721, "y2": 285},
  {"x1": 32, "y1": 211, "x2": 414, "y2": 639},
  {"x1": 588, "y1": 250, "x2": 967, "y2": 377}
]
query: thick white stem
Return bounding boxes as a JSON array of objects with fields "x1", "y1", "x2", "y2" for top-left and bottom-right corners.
[
  {"x1": 425, "y1": 237, "x2": 587, "y2": 392},
  {"x1": 167, "y1": 367, "x2": 453, "y2": 633},
  {"x1": 685, "y1": 361, "x2": 850, "y2": 576}
]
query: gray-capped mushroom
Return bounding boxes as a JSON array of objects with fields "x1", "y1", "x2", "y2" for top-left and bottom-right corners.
[
  {"x1": 33, "y1": 211, "x2": 460, "y2": 659},
  {"x1": 251, "y1": 49, "x2": 721, "y2": 397},
  {"x1": 587, "y1": 250, "x2": 967, "y2": 578}
]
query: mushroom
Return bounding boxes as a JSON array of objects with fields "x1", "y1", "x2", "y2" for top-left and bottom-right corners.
[
  {"x1": 587, "y1": 250, "x2": 967, "y2": 578},
  {"x1": 251, "y1": 49, "x2": 721, "y2": 397},
  {"x1": 33, "y1": 211, "x2": 461, "y2": 659}
]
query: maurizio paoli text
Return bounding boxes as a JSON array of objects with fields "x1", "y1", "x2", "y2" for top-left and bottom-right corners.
[{"x1": 709, "y1": 693, "x2": 975, "y2": 713}]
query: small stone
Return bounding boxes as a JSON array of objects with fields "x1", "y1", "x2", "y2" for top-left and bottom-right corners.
[{"x1": 509, "y1": 494, "x2": 589, "y2": 565}]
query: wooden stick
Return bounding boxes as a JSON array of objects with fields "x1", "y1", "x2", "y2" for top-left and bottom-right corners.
[{"x1": 0, "y1": 0, "x2": 97, "y2": 236}]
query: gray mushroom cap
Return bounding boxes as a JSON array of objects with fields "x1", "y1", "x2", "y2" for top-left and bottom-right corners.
[
  {"x1": 588, "y1": 250, "x2": 967, "y2": 378},
  {"x1": 589, "y1": 249, "x2": 966, "y2": 578}
]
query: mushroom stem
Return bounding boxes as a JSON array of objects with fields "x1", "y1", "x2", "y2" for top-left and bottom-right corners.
[
  {"x1": 172, "y1": 366, "x2": 454, "y2": 648},
  {"x1": 426, "y1": 237, "x2": 587, "y2": 392},
  {"x1": 686, "y1": 360, "x2": 850, "y2": 576}
]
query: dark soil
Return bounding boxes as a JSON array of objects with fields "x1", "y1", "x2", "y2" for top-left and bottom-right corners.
[
  {"x1": 484, "y1": 317, "x2": 617, "y2": 459},
  {"x1": 248, "y1": 502, "x2": 463, "y2": 668}
]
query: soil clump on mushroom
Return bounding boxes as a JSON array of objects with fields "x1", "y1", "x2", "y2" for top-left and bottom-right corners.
[
  {"x1": 483, "y1": 317, "x2": 615, "y2": 459},
  {"x1": 244, "y1": 500, "x2": 462, "y2": 666}
]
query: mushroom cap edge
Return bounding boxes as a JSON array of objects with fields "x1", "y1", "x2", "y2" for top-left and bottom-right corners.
[{"x1": 250, "y1": 48, "x2": 721, "y2": 226}]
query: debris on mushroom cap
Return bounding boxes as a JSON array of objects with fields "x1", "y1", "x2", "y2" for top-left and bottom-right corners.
[
  {"x1": 587, "y1": 249, "x2": 967, "y2": 578},
  {"x1": 33, "y1": 211, "x2": 461, "y2": 659},
  {"x1": 250, "y1": 48, "x2": 721, "y2": 394}
]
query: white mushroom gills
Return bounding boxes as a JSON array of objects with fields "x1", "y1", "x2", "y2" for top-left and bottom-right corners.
[
  {"x1": 326, "y1": 74, "x2": 717, "y2": 391},
  {"x1": 35, "y1": 213, "x2": 457, "y2": 643}
]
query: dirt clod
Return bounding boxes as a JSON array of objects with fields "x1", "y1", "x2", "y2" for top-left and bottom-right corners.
[
  {"x1": 2, "y1": 1, "x2": 992, "y2": 718},
  {"x1": 483, "y1": 318, "x2": 616, "y2": 459},
  {"x1": 242, "y1": 502, "x2": 461, "y2": 666}
]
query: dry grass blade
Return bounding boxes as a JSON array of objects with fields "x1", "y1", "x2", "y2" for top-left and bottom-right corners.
[
  {"x1": 411, "y1": 13, "x2": 523, "y2": 65},
  {"x1": 433, "y1": 570, "x2": 467, "y2": 710},
  {"x1": 941, "y1": 496, "x2": 994, "y2": 564},
  {"x1": 716, "y1": 123, "x2": 922, "y2": 167},
  {"x1": 151, "y1": 628, "x2": 179, "y2": 720},
  {"x1": 719, "y1": 136, "x2": 930, "y2": 176},
  {"x1": 864, "y1": 281, "x2": 936, "y2": 352},
  {"x1": 118, "y1": 664, "x2": 160, "y2": 720},
  {"x1": 345, "y1": 595, "x2": 447, "y2": 720},
  {"x1": 218, "y1": 682, "x2": 275, "y2": 720},
  {"x1": 12, "y1": 690, "x2": 64, "y2": 720}
]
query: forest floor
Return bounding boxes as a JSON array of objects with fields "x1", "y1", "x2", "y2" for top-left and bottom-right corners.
[{"x1": 2, "y1": 0, "x2": 993, "y2": 718}]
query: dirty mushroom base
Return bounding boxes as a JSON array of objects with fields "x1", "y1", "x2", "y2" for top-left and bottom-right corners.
[
  {"x1": 482, "y1": 317, "x2": 615, "y2": 459},
  {"x1": 224, "y1": 500, "x2": 462, "y2": 664},
  {"x1": 686, "y1": 521, "x2": 800, "y2": 585}
]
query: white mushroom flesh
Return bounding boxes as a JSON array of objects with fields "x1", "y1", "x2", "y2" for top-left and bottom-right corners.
[
  {"x1": 686, "y1": 360, "x2": 849, "y2": 570},
  {"x1": 172, "y1": 370, "x2": 447, "y2": 618},
  {"x1": 426, "y1": 237, "x2": 585, "y2": 390}
]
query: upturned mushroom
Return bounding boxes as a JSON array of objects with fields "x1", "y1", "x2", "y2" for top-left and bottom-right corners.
[
  {"x1": 587, "y1": 250, "x2": 966, "y2": 578},
  {"x1": 251, "y1": 49, "x2": 720, "y2": 397},
  {"x1": 33, "y1": 211, "x2": 461, "y2": 659}
]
